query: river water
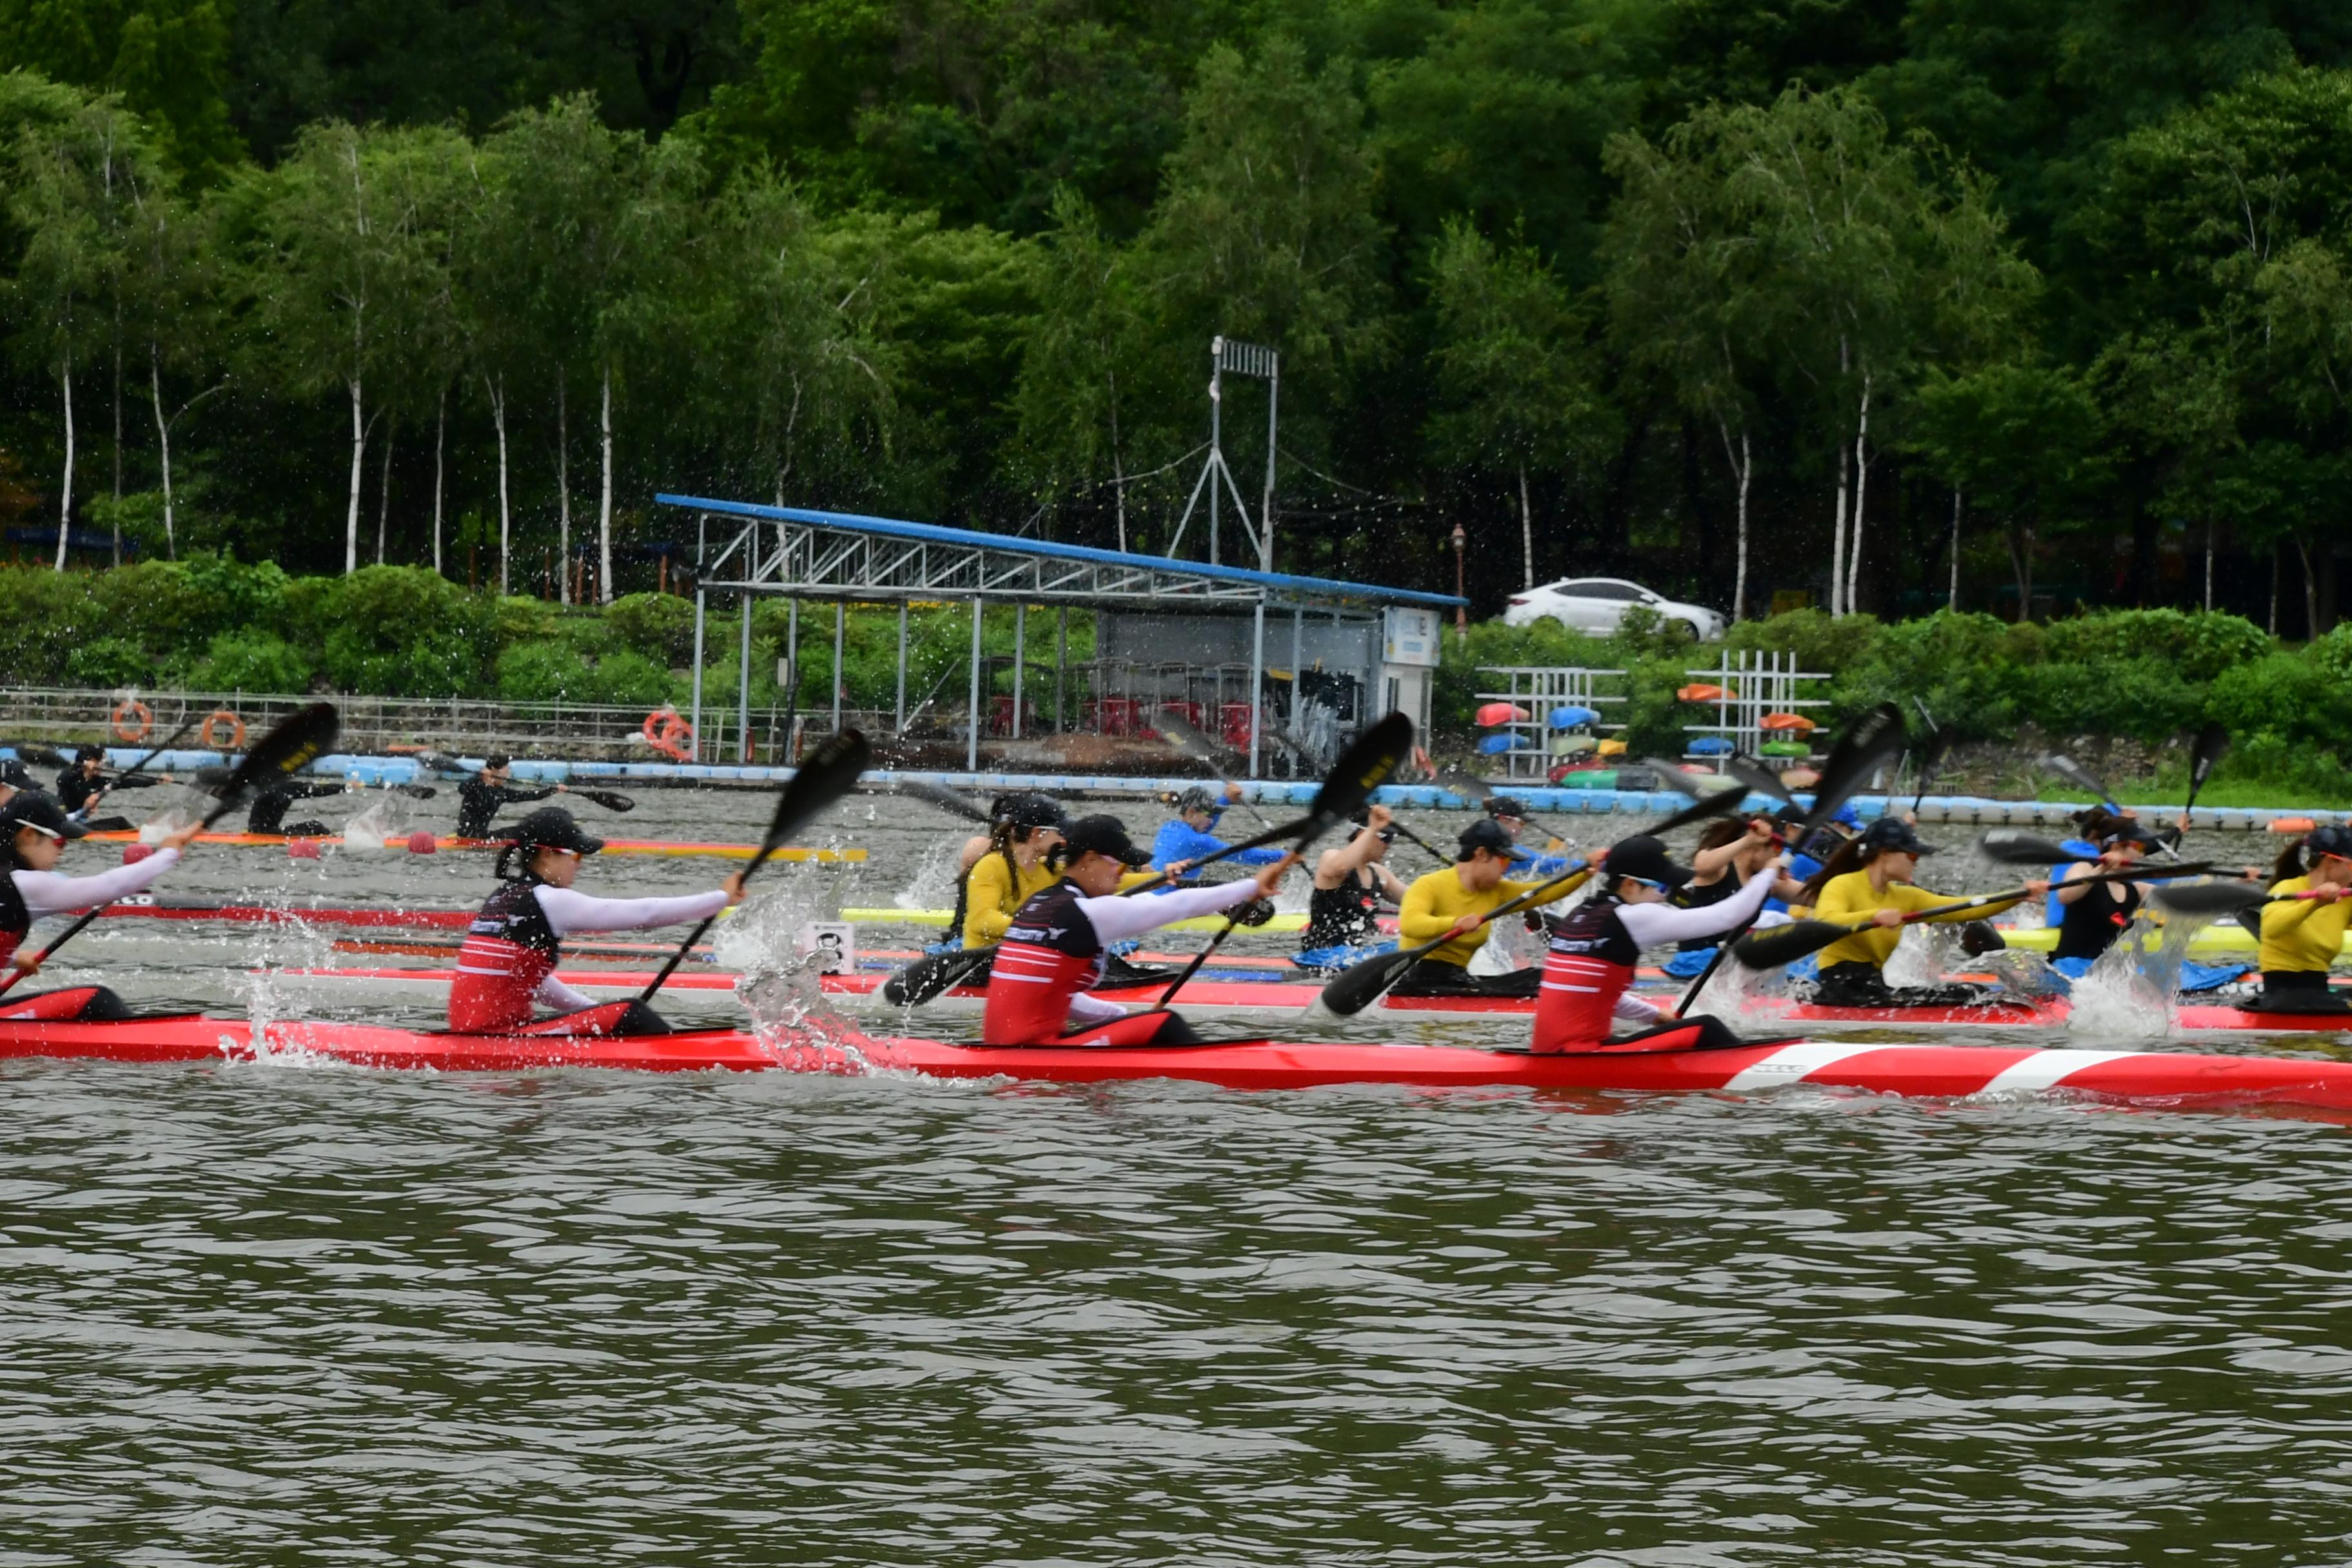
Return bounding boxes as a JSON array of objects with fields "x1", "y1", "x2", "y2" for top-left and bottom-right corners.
[{"x1": 6, "y1": 784, "x2": 2350, "y2": 1565}]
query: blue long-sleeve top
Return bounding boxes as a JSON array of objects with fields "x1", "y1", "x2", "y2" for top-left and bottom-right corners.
[{"x1": 1150, "y1": 813, "x2": 1284, "y2": 874}]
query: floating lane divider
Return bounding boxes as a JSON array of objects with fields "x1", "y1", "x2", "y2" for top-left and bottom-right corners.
[{"x1": 79, "y1": 830, "x2": 863, "y2": 862}]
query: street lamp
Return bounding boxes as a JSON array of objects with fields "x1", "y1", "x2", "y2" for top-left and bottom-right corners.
[{"x1": 1451, "y1": 521, "x2": 1467, "y2": 640}]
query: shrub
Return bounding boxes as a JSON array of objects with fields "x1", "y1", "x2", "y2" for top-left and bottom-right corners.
[
  {"x1": 2042, "y1": 608, "x2": 2271, "y2": 680},
  {"x1": 495, "y1": 642, "x2": 592, "y2": 703},
  {"x1": 606, "y1": 591, "x2": 698, "y2": 667},
  {"x1": 583, "y1": 649, "x2": 672, "y2": 705},
  {"x1": 0, "y1": 567, "x2": 99, "y2": 682},
  {"x1": 2206, "y1": 651, "x2": 2352, "y2": 747},
  {"x1": 64, "y1": 636, "x2": 152, "y2": 689},
  {"x1": 187, "y1": 630, "x2": 315, "y2": 694},
  {"x1": 309, "y1": 567, "x2": 496, "y2": 695}
]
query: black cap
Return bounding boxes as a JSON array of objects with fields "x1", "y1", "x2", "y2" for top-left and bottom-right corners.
[
  {"x1": 1603, "y1": 834, "x2": 1690, "y2": 890},
  {"x1": 74, "y1": 744, "x2": 102, "y2": 763},
  {"x1": 1061, "y1": 814, "x2": 1151, "y2": 867},
  {"x1": 2099, "y1": 819, "x2": 2161, "y2": 849},
  {"x1": 1484, "y1": 796, "x2": 1531, "y2": 821},
  {"x1": 0, "y1": 790, "x2": 89, "y2": 843},
  {"x1": 500, "y1": 807, "x2": 603, "y2": 858},
  {"x1": 0, "y1": 758, "x2": 28, "y2": 790},
  {"x1": 1004, "y1": 792, "x2": 1064, "y2": 830},
  {"x1": 2308, "y1": 825, "x2": 2352, "y2": 862},
  {"x1": 1458, "y1": 818, "x2": 1515, "y2": 859},
  {"x1": 483, "y1": 753, "x2": 513, "y2": 771},
  {"x1": 1858, "y1": 818, "x2": 1936, "y2": 857}
]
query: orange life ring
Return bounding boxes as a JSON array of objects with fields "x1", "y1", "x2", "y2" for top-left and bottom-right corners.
[
  {"x1": 201, "y1": 709, "x2": 246, "y2": 751},
  {"x1": 110, "y1": 700, "x2": 152, "y2": 743},
  {"x1": 642, "y1": 707, "x2": 694, "y2": 762}
]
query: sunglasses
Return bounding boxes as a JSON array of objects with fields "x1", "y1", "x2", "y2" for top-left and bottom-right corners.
[{"x1": 1620, "y1": 874, "x2": 1666, "y2": 892}]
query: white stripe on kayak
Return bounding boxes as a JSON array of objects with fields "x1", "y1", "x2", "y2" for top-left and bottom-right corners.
[
  {"x1": 1721, "y1": 1041, "x2": 1886, "y2": 1092},
  {"x1": 1977, "y1": 1049, "x2": 2149, "y2": 1096}
]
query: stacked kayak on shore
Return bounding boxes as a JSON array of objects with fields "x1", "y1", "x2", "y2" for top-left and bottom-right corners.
[{"x1": 5, "y1": 1010, "x2": 2352, "y2": 1115}]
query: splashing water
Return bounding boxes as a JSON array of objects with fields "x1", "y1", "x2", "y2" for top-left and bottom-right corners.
[
  {"x1": 716, "y1": 879, "x2": 865, "y2": 1047},
  {"x1": 340, "y1": 793, "x2": 415, "y2": 849},
  {"x1": 895, "y1": 836, "x2": 966, "y2": 911}
]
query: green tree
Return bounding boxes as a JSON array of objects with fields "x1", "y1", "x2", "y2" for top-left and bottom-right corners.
[
  {"x1": 1011, "y1": 188, "x2": 1143, "y2": 545},
  {"x1": 0, "y1": 0, "x2": 240, "y2": 181},
  {"x1": 1424, "y1": 217, "x2": 1609, "y2": 591}
]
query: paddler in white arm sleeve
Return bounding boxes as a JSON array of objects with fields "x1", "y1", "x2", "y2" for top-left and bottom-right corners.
[
  {"x1": 981, "y1": 814, "x2": 1297, "y2": 1046},
  {"x1": 1, "y1": 790, "x2": 201, "y2": 1020}
]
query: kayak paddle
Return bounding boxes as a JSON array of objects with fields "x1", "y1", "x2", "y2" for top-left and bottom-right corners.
[
  {"x1": 897, "y1": 778, "x2": 996, "y2": 827},
  {"x1": 1671, "y1": 701, "x2": 1907, "y2": 1016},
  {"x1": 2148, "y1": 879, "x2": 2327, "y2": 919},
  {"x1": 79, "y1": 713, "x2": 202, "y2": 816},
  {"x1": 1155, "y1": 712, "x2": 1415, "y2": 1009},
  {"x1": 2041, "y1": 752, "x2": 2121, "y2": 813},
  {"x1": 1977, "y1": 828, "x2": 2113, "y2": 867},
  {"x1": 638, "y1": 727, "x2": 870, "y2": 1006},
  {"x1": 420, "y1": 749, "x2": 636, "y2": 814},
  {"x1": 1730, "y1": 864, "x2": 2193, "y2": 972},
  {"x1": 1725, "y1": 753, "x2": 1796, "y2": 807},
  {"x1": 0, "y1": 703, "x2": 340, "y2": 999},
  {"x1": 1908, "y1": 727, "x2": 1951, "y2": 814},
  {"x1": 1433, "y1": 764, "x2": 1580, "y2": 848},
  {"x1": 2184, "y1": 724, "x2": 2230, "y2": 814},
  {"x1": 11, "y1": 741, "x2": 66, "y2": 768}
]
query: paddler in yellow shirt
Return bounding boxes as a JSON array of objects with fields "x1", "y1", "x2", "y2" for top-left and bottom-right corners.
[
  {"x1": 960, "y1": 795, "x2": 1067, "y2": 949},
  {"x1": 1804, "y1": 818, "x2": 2045, "y2": 1008},
  {"x1": 1389, "y1": 818, "x2": 1592, "y2": 998},
  {"x1": 2249, "y1": 825, "x2": 2352, "y2": 1014}
]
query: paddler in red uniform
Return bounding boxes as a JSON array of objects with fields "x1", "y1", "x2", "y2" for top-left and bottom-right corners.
[
  {"x1": 448, "y1": 807, "x2": 744, "y2": 1033},
  {"x1": 982, "y1": 814, "x2": 1296, "y2": 1046},
  {"x1": 2, "y1": 790, "x2": 200, "y2": 1015},
  {"x1": 1533, "y1": 830, "x2": 1779, "y2": 1053}
]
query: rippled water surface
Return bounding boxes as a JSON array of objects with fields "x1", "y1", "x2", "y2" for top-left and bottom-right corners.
[{"x1": 8, "y1": 785, "x2": 2352, "y2": 1564}]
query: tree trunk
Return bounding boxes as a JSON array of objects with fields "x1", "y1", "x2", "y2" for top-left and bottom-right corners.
[
  {"x1": 1845, "y1": 375, "x2": 1872, "y2": 614},
  {"x1": 432, "y1": 386, "x2": 446, "y2": 576},
  {"x1": 598, "y1": 364, "x2": 614, "y2": 604},
  {"x1": 1110, "y1": 369, "x2": 1126, "y2": 553},
  {"x1": 1830, "y1": 440, "x2": 1848, "y2": 618},
  {"x1": 1718, "y1": 418, "x2": 1751, "y2": 624},
  {"x1": 486, "y1": 374, "x2": 511, "y2": 594},
  {"x1": 1948, "y1": 489, "x2": 1961, "y2": 612},
  {"x1": 377, "y1": 416, "x2": 395, "y2": 565},
  {"x1": 150, "y1": 349, "x2": 174, "y2": 560},
  {"x1": 2202, "y1": 519, "x2": 2215, "y2": 611},
  {"x1": 556, "y1": 377, "x2": 571, "y2": 606},
  {"x1": 2297, "y1": 533, "x2": 2319, "y2": 640},
  {"x1": 345, "y1": 376, "x2": 365, "y2": 574},
  {"x1": 54, "y1": 357, "x2": 74, "y2": 571},
  {"x1": 2269, "y1": 539, "x2": 2280, "y2": 636},
  {"x1": 1518, "y1": 464, "x2": 1534, "y2": 591}
]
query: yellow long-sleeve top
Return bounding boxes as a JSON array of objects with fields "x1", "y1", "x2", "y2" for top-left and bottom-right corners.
[
  {"x1": 1810, "y1": 869, "x2": 2023, "y2": 970},
  {"x1": 961, "y1": 853, "x2": 1061, "y2": 947},
  {"x1": 1398, "y1": 864, "x2": 1589, "y2": 968},
  {"x1": 2259, "y1": 876, "x2": 2352, "y2": 974}
]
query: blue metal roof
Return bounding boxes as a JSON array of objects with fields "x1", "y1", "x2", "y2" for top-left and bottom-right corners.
[{"x1": 655, "y1": 493, "x2": 1466, "y2": 611}]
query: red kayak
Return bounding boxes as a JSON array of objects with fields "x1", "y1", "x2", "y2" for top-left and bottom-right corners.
[
  {"x1": 3, "y1": 1006, "x2": 2351, "y2": 1114},
  {"x1": 274, "y1": 966, "x2": 2352, "y2": 1037}
]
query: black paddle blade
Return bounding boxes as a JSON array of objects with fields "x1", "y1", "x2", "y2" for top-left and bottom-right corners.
[
  {"x1": 1725, "y1": 754, "x2": 1794, "y2": 805},
  {"x1": 1803, "y1": 703, "x2": 1906, "y2": 832},
  {"x1": 1734, "y1": 919, "x2": 1854, "y2": 970},
  {"x1": 1642, "y1": 758, "x2": 1709, "y2": 800},
  {"x1": 2187, "y1": 723, "x2": 2230, "y2": 801},
  {"x1": 2149, "y1": 879, "x2": 2269, "y2": 916},
  {"x1": 2041, "y1": 752, "x2": 2117, "y2": 807},
  {"x1": 1435, "y1": 765, "x2": 1498, "y2": 805},
  {"x1": 573, "y1": 787, "x2": 636, "y2": 814},
  {"x1": 884, "y1": 944, "x2": 995, "y2": 1008},
  {"x1": 760, "y1": 728, "x2": 869, "y2": 856},
  {"x1": 1318, "y1": 944, "x2": 1426, "y2": 1018},
  {"x1": 1979, "y1": 828, "x2": 2089, "y2": 867},
  {"x1": 393, "y1": 783, "x2": 438, "y2": 799},
  {"x1": 899, "y1": 778, "x2": 994, "y2": 826},
  {"x1": 1650, "y1": 785, "x2": 1750, "y2": 836},
  {"x1": 200, "y1": 703, "x2": 341, "y2": 827},
  {"x1": 1311, "y1": 712, "x2": 1415, "y2": 829},
  {"x1": 14, "y1": 742, "x2": 66, "y2": 767},
  {"x1": 1152, "y1": 709, "x2": 1235, "y2": 772},
  {"x1": 1909, "y1": 727, "x2": 1952, "y2": 788}
]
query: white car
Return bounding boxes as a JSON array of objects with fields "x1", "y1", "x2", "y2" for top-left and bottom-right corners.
[{"x1": 1501, "y1": 576, "x2": 1726, "y2": 640}]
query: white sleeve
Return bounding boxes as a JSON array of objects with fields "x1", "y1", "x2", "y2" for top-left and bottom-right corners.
[
  {"x1": 1066, "y1": 992, "x2": 1128, "y2": 1023},
  {"x1": 1616, "y1": 871, "x2": 1776, "y2": 948},
  {"x1": 534, "y1": 885, "x2": 729, "y2": 936},
  {"x1": 1614, "y1": 992, "x2": 1665, "y2": 1024},
  {"x1": 1075, "y1": 877, "x2": 1262, "y2": 944},
  {"x1": 14, "y1": 848, "x2": 182, "y2": 916},
  {"x1": 534, "y1": 972, "x2": 598, "y2": 1012}
]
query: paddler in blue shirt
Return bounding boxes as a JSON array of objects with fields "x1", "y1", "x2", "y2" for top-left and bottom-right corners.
[
  {"x1": 1150, "y1": 785, "x2": 1285, "y2": 876},
  {"x1": 1484, "y1": 796, "x2": 1575, "y2": 877},
  {"x1": 1785, "y1": 802, "x2": 1861, "y2": 885}
]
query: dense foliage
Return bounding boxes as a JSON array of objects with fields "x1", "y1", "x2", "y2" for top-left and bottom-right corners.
[{"x1": 5, "y1": 2, "x2": 2352, "y2": 627}]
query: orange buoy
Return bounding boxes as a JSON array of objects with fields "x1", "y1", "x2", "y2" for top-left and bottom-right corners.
[
  {"x1": 406, "y1": 829, "x2": 438, "y2": 854},
  {"x1": 111, "y1": 699, "x2": 153, "y2": 743},
  {"x1": 2270, "y1": 817, "x2": 2318, "y2": 834},
  {"x1": 288, "y1": 838, "x2": 323, "y2": 859},
  {"x1": 122, "y1": 842, "x2": 155, "y2": 865}
]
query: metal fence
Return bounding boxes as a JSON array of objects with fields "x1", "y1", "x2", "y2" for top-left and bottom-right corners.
[{"x1": 0, "y1": 686, "x2": 812, "y2": 761}]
